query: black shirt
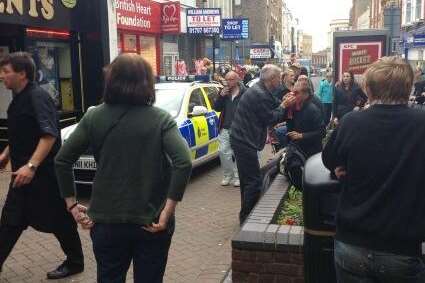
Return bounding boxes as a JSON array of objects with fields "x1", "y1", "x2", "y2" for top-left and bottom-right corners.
[
  {"x1": 322, "y1": 105, "x2": 425, "y2": 256},
  {"x1": 286, "y1": 98, "x2": 325, "y2": 158},
  {"x1": 333, "y1": 84, "x2": 367, "y2": 119},
  {"x1": 213, "y1": 83, "x2": 246, "y2": 130},
  {"x1": 231, "y1": 81, "x2": 285, "y2": 150},
  {"x1": 7, "y1": 82, "x2": 60, "y2": 170}
]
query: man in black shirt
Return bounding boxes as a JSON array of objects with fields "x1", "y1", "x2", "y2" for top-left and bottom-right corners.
[
  {"x1": 323, "y1": 57, "x2": 425, "y2": 282},
  {"x1": 213, "y1": 71, "x2": 246, "y2": 187},
  {"x1": 0, "y1": 52, "x2": 84, "y2": 279}
]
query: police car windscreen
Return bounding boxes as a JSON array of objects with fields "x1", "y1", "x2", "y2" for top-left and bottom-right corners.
[{"x1": 154, "y1": 89, "x2": 185, "y2": 118}]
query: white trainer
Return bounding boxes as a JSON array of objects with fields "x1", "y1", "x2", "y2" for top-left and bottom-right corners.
[
  {"x1": 233, "y1": 179, "x2": 240, "y2": 187},
  {"x1": 221, "y1": 176, "x2": 232, "y2": 186}
]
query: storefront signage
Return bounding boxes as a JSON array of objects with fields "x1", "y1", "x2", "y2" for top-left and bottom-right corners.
[
  {"x1": 115, "y1": 0, "x2": 161, "y2": 34},
  {"x1": 161, "y1": 2, "x2": 180, "y2": 34},
  {"x1": 413, "y1": 34, "x2": 425, "y2": 47},
  {"x1": 187, "y1": 8, "x2": 221, "y2": 35},
  {"x1": 339, "y1": 42, "x2": 382, "y2": 79},
  {"x1": 0, "y1": 0, "x2": 93, "y2": 31},
  {"x1": 250, "y1": 48, "x2": 271, "y2": 59},
  {"x1": 222, "y1": 18, "x2": 249, "y2": 40}
]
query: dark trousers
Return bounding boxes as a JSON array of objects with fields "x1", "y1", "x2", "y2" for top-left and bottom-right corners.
[
  {"x1": 90, "y1": 220, "x2": 174, "y2": 283},
  {"x1": 323, "y1": 103, "x2": 332, "y2": 125},
  {"x1": 335, "y1": 240, "x2": 425, "y2": 283},
  {"x1": 232, "y1": 141, "x2": 262, "y2": 225},
  {"x1": 0, "y1": 223, "x2": 84, "y2": 270}
]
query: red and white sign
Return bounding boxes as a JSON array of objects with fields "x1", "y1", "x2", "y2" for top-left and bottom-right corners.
[
  {"x1": 339, "y1": 42, "x2": 382, "y2": 79},
  {"x1": 115, "y1": 0, "x2": 161, "y2": 34},
  {"x1": 161, "y1": 2, "x2": 180, "y2": 34},
  {"x1": 250, "y1": 48, "x2": 271, "y2": 59},
  {"x1": 187, "y1": 9, "x2": 221, "y2": 28}
]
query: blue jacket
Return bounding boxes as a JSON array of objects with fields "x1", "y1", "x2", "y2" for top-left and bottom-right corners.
[{"x1": 316, "y1": 79, "x2": 333, "y2": 104}]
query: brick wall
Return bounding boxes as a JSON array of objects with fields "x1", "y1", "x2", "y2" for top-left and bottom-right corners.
[{"x1": 232, "y1": 247, "x2": 304, "y2": 283}]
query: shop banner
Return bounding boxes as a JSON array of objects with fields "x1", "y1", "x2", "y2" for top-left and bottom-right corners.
[
  {"x1": 338, "y1": 42, "x2": 382, "y2": 79},
  {"x1": 0, "y1": 0, "x2": 95, "y2": 31},
  {"x1": 413, "y1": 34, "x2": 425, "y2": 47},
  {"x1": 250, "y1": 48, "x2": 271, "y2": 59},
  {"x1": 161, "y1": 2, "x2": 180, "y2": 34},
  {"x1": 222, "y1": 18, "x2": 249, "y2": 40},
  {"x1": 115, "y1": 0, "x2": 161, "y2": 34},
  {"x1": 187, "y1": 8, "x2": 221, "y2": 35}
]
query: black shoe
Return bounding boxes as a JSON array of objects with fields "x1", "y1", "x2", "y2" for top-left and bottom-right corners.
[{"x1": 46, "y1": 262, "x2": 84, "y2": 280}]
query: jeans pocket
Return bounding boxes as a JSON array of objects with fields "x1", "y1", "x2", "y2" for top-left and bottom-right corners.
[
  {"x1": 334, "y1": 241, "x2": 368, "y2": 274},
  {"x1": 377, "y1": 254, "x2": 425, "y2": 279}
]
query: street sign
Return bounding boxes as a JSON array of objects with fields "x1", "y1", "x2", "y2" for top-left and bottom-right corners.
[
  {"x1": 413, "y1": 34, "x2": 425, "y2": 47},
  {"x1": 250, "y1": 48, "x2": 271, "y2": 59},
  {"x1": 187, "y1": 8, "x2": 221, "y2": 35},
  {"x1": 222, "y1": 18, "x2": 249, "y2": 40}
]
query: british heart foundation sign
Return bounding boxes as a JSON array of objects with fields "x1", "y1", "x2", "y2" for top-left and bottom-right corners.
[
  {"x1": 115, "y1": 0, "x2": 161, "y2": 34},
  {"x1": 161, "y1": 2, "x2": 180, "y2": 34},
  {"x1": 339, "y1": 42, "x2": 382, "y2": 79}
]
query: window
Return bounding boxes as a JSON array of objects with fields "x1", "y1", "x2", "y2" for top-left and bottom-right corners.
[
  {"x1": 188, "y1": 88, "x2": 207, "y2": 114},
  {"x1": 204, "y1": 87, "x2": 220, "y2": 107},
  {"x1": 406, "y1": 0, "x2": 412, "y2": 23},
  {"x1": 27, "y1": 40, "x2": 75, "y2": 113},
  {"x1": 416, "y1": 0, "x2": 422, "y2": 20}
]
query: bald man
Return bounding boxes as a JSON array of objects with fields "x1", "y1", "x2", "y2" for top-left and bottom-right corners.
[{"x1": 213, "y1": 71, "x2": 247, "y2": 187}]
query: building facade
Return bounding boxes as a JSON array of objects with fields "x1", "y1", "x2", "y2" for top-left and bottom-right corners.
[
  {"x1": 401, "y1": 0, "x2": 425, "y2": 67},
  {"x1": 328, "y1": 19, "x2": 351, "y2": 65},
  {"x1": 234, "y1": 0, "x2": 283, "y2": 63},
  {"x1": 301, "y1": 34, "x2": 312, "y2": 59}
]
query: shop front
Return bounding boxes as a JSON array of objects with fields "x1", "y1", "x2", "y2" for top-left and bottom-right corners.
[
  {"x1": 115, "y1": 0, "x2": 182, "y2": 75},
  {"x1": 0, "y1": 0, "x2": 106, "y2": 148}
]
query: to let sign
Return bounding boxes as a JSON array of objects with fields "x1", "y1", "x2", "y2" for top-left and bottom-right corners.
[
  {"x1": 222, "y1": 18, "x2": 249, "y2": 40},
  {"x1": 339, "y1": 42, "x2": 382, "y2": 79},
  {"x1": 187, "y1": 8, "x2": 221, "y2": 35}
]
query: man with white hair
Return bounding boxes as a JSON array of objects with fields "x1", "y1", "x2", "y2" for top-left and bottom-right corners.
[{"x1": 231, "y1": 64, "x2": 296, "y2": 224}]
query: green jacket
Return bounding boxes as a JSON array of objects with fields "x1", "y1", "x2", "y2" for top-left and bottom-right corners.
[
  {"x1": 316, "y1": 79, "x2": 334, "y2": 104},
  {"x1": 55, "y1": 103, "x2": 192, "y2": 225}
]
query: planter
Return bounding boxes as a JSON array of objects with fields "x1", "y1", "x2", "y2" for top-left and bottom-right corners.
[{"x1": 231, "y1": 174, "x2": 305, "y2": 283}]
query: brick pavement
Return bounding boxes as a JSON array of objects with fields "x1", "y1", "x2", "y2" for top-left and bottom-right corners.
[{"x1": 0, "y1": 146, "x2": 274, "y2": 283}]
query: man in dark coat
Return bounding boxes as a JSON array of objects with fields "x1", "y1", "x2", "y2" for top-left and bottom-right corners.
[
  {"x1": 0, "y1": 52, "x2": 84, "y2": 279},
  {"x1": 231, "y1": 64, "x2": 296, "y2": 224}
]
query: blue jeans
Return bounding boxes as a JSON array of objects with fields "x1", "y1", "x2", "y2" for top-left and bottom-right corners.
[
  {"x1": 335, "y1": 240, "x2": 425, "y2": 283},
  {"x1": 90, "y1": 219, "x2": 174, "y2": 283},
  {"x1": 274, "y1": 125, "x2": 288, "y2": 148}
]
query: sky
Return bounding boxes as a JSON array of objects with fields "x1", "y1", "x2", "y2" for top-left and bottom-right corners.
[{"x1": 286, "y1": 0, "x2": 352, "y2": 52}]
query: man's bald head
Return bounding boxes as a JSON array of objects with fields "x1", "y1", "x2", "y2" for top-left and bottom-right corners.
[{"x1": 225, "y1": 70, "x2": 240, "y2": 89}]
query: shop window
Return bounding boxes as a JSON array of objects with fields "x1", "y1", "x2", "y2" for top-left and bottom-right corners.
[
  {"x1": 139, "y1": 35, "x2": 157, "y2": 75},
  {"x1": 123, "y1": 34, "x2": 137, "y2": 53},
  {"x1": 27, "y1": 41, "x2": 75, "y2": 113}
]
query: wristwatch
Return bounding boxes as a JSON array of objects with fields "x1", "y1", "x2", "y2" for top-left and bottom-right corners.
[{"x1": 27, "y1": 162, "x2": 38, "y2": 171}]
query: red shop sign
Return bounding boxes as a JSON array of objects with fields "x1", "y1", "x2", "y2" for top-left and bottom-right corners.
[
  {"x1": 339, "y1": 42, "x2": 383, "y2": 79},
  {"x1": 161, "y1": 2, "x2": 181, "y2": 34},
  {"x1": 115, "y1": 0, "x2": 161, "y2": 34}
]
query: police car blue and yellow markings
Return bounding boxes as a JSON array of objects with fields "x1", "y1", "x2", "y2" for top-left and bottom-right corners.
[{"x1": 178, "y1": 119, "x2": 196, "y2": 148}]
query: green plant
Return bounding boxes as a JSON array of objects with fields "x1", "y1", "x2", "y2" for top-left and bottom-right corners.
[{"x1": 276, "y1": 186, "x2": 303, "y2": 226}]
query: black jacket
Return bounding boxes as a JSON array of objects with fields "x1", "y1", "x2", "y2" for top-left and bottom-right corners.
[
  {"x1": 333, "y1": 83, "x2": 368, "y2": 119},
  {"x1": 286, "y1": 98, "x2": 325, "y2": 158},
  {"x1": 231, "y1": 81, "x2": 285, "y2": 150},
  {"x1": 213, "y1": 82, "x2": 246, "y2": 130},
  {"x1": 323, "y1": 105, "x2": 425, "y2": 256}
]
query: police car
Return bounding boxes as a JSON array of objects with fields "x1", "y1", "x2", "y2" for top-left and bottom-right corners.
[{"x1": 61, "y1": 75, "x2": 222, "y2": 188}]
